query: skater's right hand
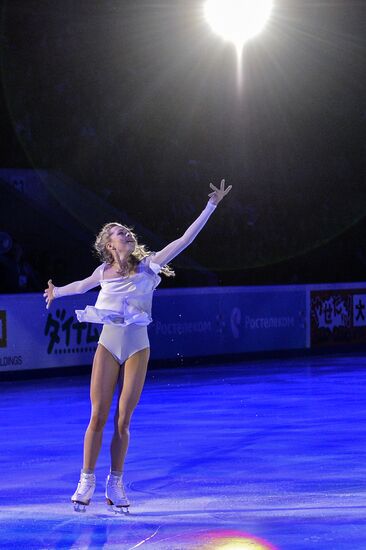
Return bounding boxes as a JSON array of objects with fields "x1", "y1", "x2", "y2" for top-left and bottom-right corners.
[{"x1": 44, "y1": 279, "x2": 55, "y2": 309}]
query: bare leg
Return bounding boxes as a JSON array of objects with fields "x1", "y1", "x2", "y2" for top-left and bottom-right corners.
[
  {"x1": 83, "y1": 344, "x2": 120, "y2": 471},
  {"x1": 110, "y1": 348, "x2": 150, "y2": 472}
]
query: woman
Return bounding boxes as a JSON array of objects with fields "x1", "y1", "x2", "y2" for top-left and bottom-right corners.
[{"x1": 44, "y1": 179, "x2": 232, "y2": 513}]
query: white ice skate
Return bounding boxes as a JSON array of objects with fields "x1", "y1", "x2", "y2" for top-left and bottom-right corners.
[
  {"x1": 105, "y1": 473, "x2": 130, "y2": 514},
  {"x1": 71, "y1": 471, "x2": 96, "y2": 512}
]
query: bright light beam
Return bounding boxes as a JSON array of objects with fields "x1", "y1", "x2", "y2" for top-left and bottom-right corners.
[
  {"x1": 204, "y1": 0, "x2": 274, "y2": 89},
  {"x1": 204, "y1": 0, "x2": 274, "y2": 51}
]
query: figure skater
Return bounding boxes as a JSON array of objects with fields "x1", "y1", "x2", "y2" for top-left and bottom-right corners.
[{"x1": 44, "y1": 179, "x2": 232, "y2": 513}]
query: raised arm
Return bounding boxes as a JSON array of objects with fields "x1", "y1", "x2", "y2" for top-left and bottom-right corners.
[
  {"x1": 44, "y1": 264, "x2": 104, "y2": 309},
  {"x1": 153, "y1": 179, "x2": 232, "y2": 267}
]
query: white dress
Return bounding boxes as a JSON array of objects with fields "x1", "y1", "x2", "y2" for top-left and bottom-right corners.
[{"x1": 52, "y1": 201, "x2": 216, "y2": 364}]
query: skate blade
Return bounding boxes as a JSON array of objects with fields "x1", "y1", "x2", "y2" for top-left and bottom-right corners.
[
  {"x1": 72, "y1": 500, "x2": 89, "y2": 513},
  {"x1": 106, "y1": 498, "x2": 130, "y2": 515}
]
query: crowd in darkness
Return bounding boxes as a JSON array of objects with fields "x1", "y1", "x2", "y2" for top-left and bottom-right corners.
[
  {"x1": 2, "y1": 170, "x2": 366, "y2": 295},
  {"x1": 0, "y1": 239, "x2": 40, "y2": 293}
]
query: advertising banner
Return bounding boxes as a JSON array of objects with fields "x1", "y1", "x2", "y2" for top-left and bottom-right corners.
[
  {"x1": 310, "y1": 288, "x2": 366, "y2": 347},
  {"x1": 1, "y1": 286, "x2": 307, "y2": 373},
  {"x1": 149, "y1": 287, "x2": 307, "y2": 359},
  {"x1": 0, "y1": 293, "x2": 100, "y2": 372}
]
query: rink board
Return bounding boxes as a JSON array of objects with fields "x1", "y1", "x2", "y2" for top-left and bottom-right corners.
[{"x1": 1, "y1": 282, "x2": 366, "y2": 372}]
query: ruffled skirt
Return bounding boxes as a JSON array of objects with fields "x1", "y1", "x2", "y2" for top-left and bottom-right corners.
[{"x1": 75, "y1": 305, "x2": 151, "y2": 327}]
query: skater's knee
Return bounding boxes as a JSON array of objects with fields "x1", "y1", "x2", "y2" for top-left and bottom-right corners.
[
  {"x1": 89, "y1": 410, "x2": 109, "y2": 432},
  {"x1": 117, "y1": 415, "x2": 131, "y2": 437}
]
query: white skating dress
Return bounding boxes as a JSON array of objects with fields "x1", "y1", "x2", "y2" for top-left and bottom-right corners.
[{"x1": 52, "y1": 201, "x2": 216, "y2": 364}]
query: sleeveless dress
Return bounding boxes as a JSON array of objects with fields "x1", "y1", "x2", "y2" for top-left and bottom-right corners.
[{"x1": 52, "y1": 201, "x2": 216, "y2": 364}]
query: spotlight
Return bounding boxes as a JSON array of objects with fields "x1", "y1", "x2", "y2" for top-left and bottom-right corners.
[{"x1": 204, "y1": 0, "x2": 273, "y2": 50}]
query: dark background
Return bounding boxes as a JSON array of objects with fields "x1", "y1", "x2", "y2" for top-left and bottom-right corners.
[{"x1": 0, "y1": 0, "x2": 365, "y2": 291}]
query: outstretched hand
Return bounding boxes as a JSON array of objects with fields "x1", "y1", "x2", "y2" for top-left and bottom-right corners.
[
  {"x1": 208, "y1": 179, "x2": 232, "y2": 205},
  {"x1": 43, "y1": 279, "x2": 55, "y2": 309}
]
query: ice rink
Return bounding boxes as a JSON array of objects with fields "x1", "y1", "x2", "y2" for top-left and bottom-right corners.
[{"x1": 1, "y1": 355, "x2": 366, "y2": 549}]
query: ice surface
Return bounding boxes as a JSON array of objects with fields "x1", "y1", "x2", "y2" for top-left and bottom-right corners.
[{"x1": 1, "y1": 355, "x2": 366, "y2": 549}]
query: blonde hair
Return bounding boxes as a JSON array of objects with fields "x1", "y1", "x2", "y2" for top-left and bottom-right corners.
[{"x1": 94, "y1": 222, "x2": 175, "y2": 277}]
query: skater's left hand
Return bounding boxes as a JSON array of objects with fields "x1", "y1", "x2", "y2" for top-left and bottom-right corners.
[{"x1": 208, "y1": 179, "x2": 232, "y2": 206}]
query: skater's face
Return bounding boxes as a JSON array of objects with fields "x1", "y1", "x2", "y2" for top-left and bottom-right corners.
[{"x1": 107, "y1": 225, "x2": 136, "y2": 257}]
